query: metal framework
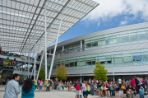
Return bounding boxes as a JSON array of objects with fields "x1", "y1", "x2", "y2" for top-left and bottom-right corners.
[
  {"x1": 0, "y1": 0, "x2": 98, "y2": 53},
  {"x1": 0, "y1": 0, "x2": 98, "y2": 80}
]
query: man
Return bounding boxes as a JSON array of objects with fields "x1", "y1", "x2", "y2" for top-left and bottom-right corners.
[{"x1": 3, "y1": 74, "x2": 20, "y2": 98}]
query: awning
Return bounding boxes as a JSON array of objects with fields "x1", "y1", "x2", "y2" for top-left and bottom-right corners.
[{"x1": 0, "y1": 0, "x2": 98, "y2": 53}]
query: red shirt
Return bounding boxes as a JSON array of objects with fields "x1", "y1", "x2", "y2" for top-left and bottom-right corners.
[{"x1": 75, "y1": 83, "x2": 81, "y2": 91}]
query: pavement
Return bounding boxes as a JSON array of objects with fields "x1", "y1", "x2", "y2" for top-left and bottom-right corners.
[{"x1": 0, "y1": 86, "x2": 148, "y2": 98}]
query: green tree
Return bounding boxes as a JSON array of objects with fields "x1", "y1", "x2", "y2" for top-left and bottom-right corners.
[
  {"x1": 94, "y1": 62, "x2": 108, "y2": 81},
  {"x1": 55, "y1": 65, "x2": 68, "y2": 81},
  {"x1": 39, "y1": 67, "x2": 45, "y2": 80}
]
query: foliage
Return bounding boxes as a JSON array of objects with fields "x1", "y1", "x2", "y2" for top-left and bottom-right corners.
[
  {"x1": 94, "y1": 62, "x2": 108, "y2": 81},
  {"x1": 39, "y1": 67, "x2": 45, "y2": 80},
  {"x1": 55, "y1": 65, "x2": 68, "y2": 81}
]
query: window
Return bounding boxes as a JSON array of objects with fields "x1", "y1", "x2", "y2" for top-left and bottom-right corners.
[
  {"x1": 77, "y1": 61, "x2": 85, "y2": 66},
  {"x1": 142, "y1": 55, "x2": 148, "y2": 61},
  {"x1": 91, "y1": 41, "x2": 98, "y2": 47},
  {"x1": 100, "y1": 61, "x2": 106, "y2": 64},
  {"x1": 86, "y1": 61, "x2": 91, "y2": 65},
  {"x1": 133, "y1": 55, "x2": 142, "y2": 62},
  {"x1": 129, "y1": 34, "x2": 138, "y2": 41},
  {"x1": 138, "y1": 32, "x2": 148, "y2": 40},
  {"x1": 108, "y1": 38, "x2": 117, "y2": 44},
  {"x1": 65, "y1": 63, "x2": 69, "y2": 67},
  {"x1": 98, "y1": 40, "x2": 106, "y2": 46},
  {"x1": 123, "y1": 56, "x2": 132, "y2": 63},
  {"x1": 119, "y1": 35, "x2": 129, "y2": 43},
  {"x1": 86, "y1": 43, "x2": 91, "y2": 48},
  {"x1": 86, "y1": 60, "x2": 96, "y2": 65},
  {"x1": 86, "y1": 41, "x2": 98, "y2": 48},
  {"x1": 65, "y1": 62, "x2": 77, "y2": 67},
  {"x1": 113, "y1": 57, "x2": 123, "y2": 64}
]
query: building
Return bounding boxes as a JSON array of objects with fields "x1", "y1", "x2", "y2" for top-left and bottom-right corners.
[
  {"x1": 0, "y1": 51, "x2": 35, "y2": 84},
  {"x1": 48, "y1": 22, "x2": 148, "y2": 79}
]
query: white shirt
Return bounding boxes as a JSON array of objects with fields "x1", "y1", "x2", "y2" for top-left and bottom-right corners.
[{"x1": 3, "y1": 80, "x2": 20, "y2": 98}]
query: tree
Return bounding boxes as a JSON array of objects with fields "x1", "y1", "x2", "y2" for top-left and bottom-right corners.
[
  {"x1": 55, "y1": 65, "x2": 68, "y2": 81},
  {"x1": 94, "y1": 62, "x2": 108, "y2": 81},
  {"x1": 39, "y1": 67, "x2": 45, "y2": 80}
]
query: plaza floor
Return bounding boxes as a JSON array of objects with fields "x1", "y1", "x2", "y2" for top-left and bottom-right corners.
[
  {"x1": 0, "y1": 90, "x2": 99, "y2": 98},
  {"x1": 1, "y1": 86, "x2": 148, "y2": 98}
]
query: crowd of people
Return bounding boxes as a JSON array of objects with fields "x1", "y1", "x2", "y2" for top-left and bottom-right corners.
[
  {"x1": 74, "y1": 77, "x2": 148, "y2": 98},
  {"x1": 2, "y1": 74, "x2": 148, "y2": 98}
]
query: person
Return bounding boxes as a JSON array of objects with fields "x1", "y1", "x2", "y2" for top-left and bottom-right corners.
[
  {"x1": 139, "y1": 86, "x2": 145, "y2": 98},
  {"x1": 82, "y1": 81, "x2": 88, "y2": 98},
  {"x1": 3, "y1": 74, "x2": 20, "y2": 98},
  {"x1": 21, "y1": 79, "x2": 36, "y2": 98},
  {"x1": 38, "y1": 79, "x2": 43, "y2": 90},
  {"x1": 74, "y1": 81, "x2": 82, "y2": 98}
]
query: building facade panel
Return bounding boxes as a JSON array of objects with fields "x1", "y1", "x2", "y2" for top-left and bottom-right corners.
[{"x1": 48, "y1": 22, "x2": 148, "y2": 76}]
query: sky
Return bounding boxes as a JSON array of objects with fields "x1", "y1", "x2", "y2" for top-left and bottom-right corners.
[{"x1": 59, "y1": 0, "x2": 148, "y2": 42}]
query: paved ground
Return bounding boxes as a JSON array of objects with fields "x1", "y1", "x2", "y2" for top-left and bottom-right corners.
[
  {"x1": 1, "y1": 90, "x2": 147, "y2": 98},
  {"x1": 1, "y1": 86, "x2": 148, "y2": 98},
  {"x1": 0, "y1": 90, "x2": 99, "y2": 98}
]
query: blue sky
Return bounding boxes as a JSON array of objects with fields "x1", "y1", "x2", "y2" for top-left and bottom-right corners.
[{"x1": 59, "y1": 0, "x2": 148, "y2": 42}]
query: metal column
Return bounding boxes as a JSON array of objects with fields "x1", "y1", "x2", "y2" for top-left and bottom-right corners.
[
  {"x1": 48, "y1": 20, "x2": 62, "y2": 79},
  {"x1": 33, "y1": 54, "x2": 37, "y2": 80},
  {"x1": 27, "y1": 52, "x2": 30, "y2": 78},
  {"x1": 36, "y1": 52, "x2": 44, "y2": 80},
  {"x1": 44, "y1": 9, "x2": 48, "y2": 80}
]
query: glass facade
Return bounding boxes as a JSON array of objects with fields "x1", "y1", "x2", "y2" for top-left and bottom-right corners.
[
  {"x1": 51, "y1": 25, "x2": 148, "y2": 73},
  {"x1": 55, "y1": 52, "x2": 148, "y2": 68},
  {"x1": 85, "y1": 29, "x2": 148, "y2": 49}
]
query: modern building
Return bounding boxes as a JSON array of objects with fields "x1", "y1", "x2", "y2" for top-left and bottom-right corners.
[
  {"x1": 48, "y1": 22, "x2": 148, "y2": 79},
  {"x1": 0, "y1": 51, "x2": 35, "y2": 84}
]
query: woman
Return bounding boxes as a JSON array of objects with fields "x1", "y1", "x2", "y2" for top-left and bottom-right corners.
[
  {"x1": 22, "y1": 79, "x2": 36, "y2": 98},
  {"x1": 82, "y1": 81, "x2": 88, "y2": 98}
]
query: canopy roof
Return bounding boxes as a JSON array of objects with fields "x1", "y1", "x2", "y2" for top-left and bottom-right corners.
[{"x1": 0, "y1": 0, "x2": 98, "y2": 53}]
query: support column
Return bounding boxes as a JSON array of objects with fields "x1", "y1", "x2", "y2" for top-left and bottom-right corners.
[
  {"x1": 33, "y1": 54, "x2": 37, "y2": 80},
  {"x1": 62, "y1": 46, "x2": 64, "y2": 52},
  {"x1": 27, "y1": 52, "x2": 30, "y2": 78},
  {"x1": 48, "y1": 19, "x2": 62, "y2": 79},
  {"x1": 36, "y1": 52, "x2": 44, "y2": 80},
  {"x1": 80, "y1": 40, "x2": 83, "y2": 51},
  {"x1": 44, "y1": 9, "x2": 48, "y2": 80}
]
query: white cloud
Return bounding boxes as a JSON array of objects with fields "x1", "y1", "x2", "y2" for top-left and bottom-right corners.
[
  {"x1": 120, "y1": 20, "x2": 128, "y2": 25},
  {"x1": 85, "y1": 0, "x2": 148, "y2": 21}
]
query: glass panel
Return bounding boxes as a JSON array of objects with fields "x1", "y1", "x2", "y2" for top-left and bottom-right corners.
[
  {"x1": 118, "y1": 35, "x2": 129, "y2": 43},
  {"x1": 113, "y1": 57, "x2": 123, "y2": 64},
  {"x1": 108, "y1": 38, "x2": 117, "y2": 44},
  {"x1": 138, "y1": 32, "x2": 148, "y2": 40},
  {"x1": 143, "y1": 55, "x2": 148, "y2": 61},
  {"x1": 129, "y1": 34, "x2": 138, "y2": 41},
  {"x1": 86, "y1": 43, "x2": 91, "y2": 48},
  {"x1": 123, "y1": 56, "x2": 132, "y2": 63},
  {"x1": 77, "y1": 61, "x2": 85, "y2": 66},
  {"x1": 133, "y1": 55, "x2": 142, "y2": 62},
  {"x1": 91, "y1": 41, "x2": 98, "y2": 47},
  {"x1": 98, "y1": 40, "x2": 106, "y2": 46}
]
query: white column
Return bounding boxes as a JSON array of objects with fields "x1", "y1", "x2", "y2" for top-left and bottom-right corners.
[
  {"x1": 80, "y1": 40, "x2": 83, "y2": 51},
  {"x1": 44, "y1": 9, "x2": 48, "y2": 80},
  {"x1": 36, "y1": 52, "x2": 44, "y2": 80},
  {"x1": 27, "y1": 52, "x2": 30, "y2": 78},
  {"x1": 62, "y1": 46, "x2": 64, "y2": 52},
  {"x1": 33, "y1": 54, "x2": 37, "y2": 80},
  {"x1": 48, "y1": 19, "x2": 62, "y2": 79}
]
